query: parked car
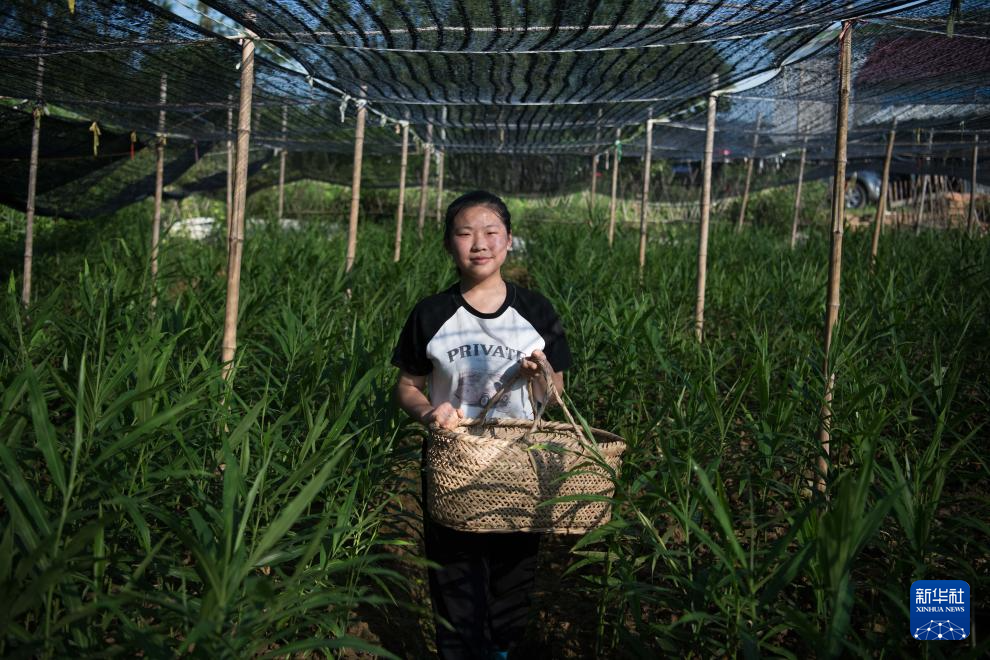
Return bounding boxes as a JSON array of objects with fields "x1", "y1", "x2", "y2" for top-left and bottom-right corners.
[
  {"x1": 669, "y1": 163, "x2": 895, "y2": 209},
  {"x1": 845, "y1": 170, "x2": 883, "y2": 209}
]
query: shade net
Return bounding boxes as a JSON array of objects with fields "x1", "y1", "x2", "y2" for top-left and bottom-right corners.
[
  {"x1": 0, "y1": 1, "x2": 987, "y2": 215},
  {"x1": 625, "y1": 3, "x2": 990, "y2": 170}
]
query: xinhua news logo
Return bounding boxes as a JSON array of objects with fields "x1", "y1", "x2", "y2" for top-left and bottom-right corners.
[{"x1": 910, "y1": 580, "x2": 970, "y2": 641}]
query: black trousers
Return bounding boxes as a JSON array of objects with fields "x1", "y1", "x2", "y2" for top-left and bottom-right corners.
[
  {"x1": 424, "y1": 517, "x2": 540, "y2": 660},
  {"x1": 421, "y1": 437, "x2": 540, "y2": 660}
]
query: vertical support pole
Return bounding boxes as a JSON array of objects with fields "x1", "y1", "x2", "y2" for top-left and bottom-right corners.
[
  {"x1": 947, "y1": 176, "x2": 955, "y2": 228},
  {"x1": 221, "y1": 36, "x2": 255, "y2": 380},
  {"x1": 817, "y1": 21, "x2": 852, "y2": 493},
  {"x1": 899, "y1": 181, "x2": 907, "y2": 228},
  {"x1": 226, "y1": 94, "x2": 234, "y2": 239},
  {"x1": 915, "y1": 130, "x2": 934, "y2": 234},
  {"x1": 901, "y1": 176, "x2": 919, "y2": 227},
  {"x1": 345, "y1": 89, "x2": 367, "y2": 273},
  {"x1": 967, "y1": 136, "x2": 979, "y2": 236},
  {"x1": 417, "y1": 123, "x2": 433, "y2": 239},
  {"x1": 21, "y1": 20, "x2": 45, "y2": 308},
  {"x1": 591, "y1": 151, "x2": 599, "y2": 200},
  {"x1": 939, "y1": 176, "x2": 951, "y2": 228},
  {"x1": 695, "y1": 80, "x2": 718, "y2": 342},
  {"x1": 394, "y1": 121, "x2": 409, "y2": 262},
  {"x1": 435, "y1": 108, "x2": 446, "y2": 225},
  {"x1": 590, "y1": 108, "x2": 602, "y2": 221},
  {"x1": 917, "y1": 178, "x2": 930, "y2": 233},
  {"x1": 150, "y1": 73, "x2": 168, "y2": 308},
  {"x1": 608, "y1": 128, "x2": 621, "y2": 247},
  {"x1": 870, "y1": 120, "x2": 896, "y2": 269},
  {"x1": 277, "y1": 104, "x2": 288, "y2": 222},
  {"x1": 934, "y1": 176, "x2": 944, "y2": 227},
  {"x1": 790, "y1": 140, "x2": 808, "y2": 249},
  {"x1": 638, "y1": 110, "x2": 653, "y2": 273},
  {"x1": 736, "y1": 112, "x2": 762, "y2": 232}
]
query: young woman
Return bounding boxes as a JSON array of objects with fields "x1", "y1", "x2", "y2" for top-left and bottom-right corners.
[{"x1": 392, "y1": 190, "x2": 571, "y2": 659}]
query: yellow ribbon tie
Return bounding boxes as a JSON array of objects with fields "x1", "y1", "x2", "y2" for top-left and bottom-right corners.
[
  {"x1": 89, "y1": 121, "x2": 101, "y2": 156},
  {"x1": 68, "y1": 0, "x2": 75, "y2": 14}
]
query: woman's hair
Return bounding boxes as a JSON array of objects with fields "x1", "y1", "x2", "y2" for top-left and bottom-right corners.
[{"x1": 443, "y1": 190, "x2": 511, "y2": 245}]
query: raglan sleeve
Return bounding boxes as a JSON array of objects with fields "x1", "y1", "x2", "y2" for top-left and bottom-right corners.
[
  {"x1": 391, "y1": 303, "x2": 433, "y2": 376},
  {"x1": 540, "y1": 298, "x2": 572, "y2": 372}
]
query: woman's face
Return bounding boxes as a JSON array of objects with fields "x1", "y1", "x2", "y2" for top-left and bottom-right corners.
[{"x1": 446, "y1": 205, "x2": 512, "y2": 283}]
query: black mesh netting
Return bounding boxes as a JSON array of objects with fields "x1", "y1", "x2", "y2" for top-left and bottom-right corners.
[
  {"x1": 624, "y1": 2, "x2": 990, "y2": 168},
  {"x1": 0, "y1": 105, "x2": 146, "y2": 212},
  {"x1": 0, "y1": 1, "x2": 988, "y2": 215}
]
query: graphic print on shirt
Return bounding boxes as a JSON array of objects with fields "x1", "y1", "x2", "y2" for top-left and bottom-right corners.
[
  {"x1": 427, "y1": 307, "x2": 541, "y2": 419},
  {"x1": 391, "y1": 282, "x2": 572, "y2": 421},
  {"x1": 453, "y1": 370, "x2": 513, "y2": 410}
]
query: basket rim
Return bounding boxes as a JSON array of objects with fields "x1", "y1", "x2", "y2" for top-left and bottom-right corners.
[
  {"x1": 430, "y1": 417, "x2": 626, "y2": 447},
  {"x1": 432, "y1": 520, "x2": 601, "y2": 535}
]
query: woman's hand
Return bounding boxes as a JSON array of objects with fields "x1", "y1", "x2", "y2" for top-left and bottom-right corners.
[
  {"x1": 423, "y1": 402, "x2": 464, "y2": 429},
  {"x1": 519, "y1": 350, "x2": 564, "y2": 408},
  {"x1": 519, "y1": 349, "x2": 548, "y2": 381},
  {"x1": 396, "y1": 371, "x2": 463, "y2": 429}
]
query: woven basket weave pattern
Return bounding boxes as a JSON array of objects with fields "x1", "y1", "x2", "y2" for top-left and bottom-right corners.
[{"x1": 427, "y1": 417, "x2": 626, "y2": 534}]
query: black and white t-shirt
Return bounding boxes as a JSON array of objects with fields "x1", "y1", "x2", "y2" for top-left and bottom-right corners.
[{"x1": 392, "y1": 282, "x2": 572, "y2": 420}]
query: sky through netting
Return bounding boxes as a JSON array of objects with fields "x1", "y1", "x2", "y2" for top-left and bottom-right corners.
[{"x1": 1, "y1": 1, "x2": 988, "y2": 211}]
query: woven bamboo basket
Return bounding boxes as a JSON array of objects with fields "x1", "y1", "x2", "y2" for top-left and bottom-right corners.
[{"x1": 426, "y1": 357, "x2": 626, "y2": 534}]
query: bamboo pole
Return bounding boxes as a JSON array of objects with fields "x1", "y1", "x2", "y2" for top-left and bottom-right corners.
[
  {"x1": 790, "y1": 140, "x2": 808, "y2": 249},
  {"x1": 434, "y1": 152, "x2": 444, "y2": 225},
  {"x1": 947, "y1": 176, "x2": 957, "y2": 228},
  {"x1": 967, "y1": 136, "x2": 979, "y2": 236},
  {"x1": 694, "y1": 81, "x2": 718, "y2": 342},
  {"x1": 939, "y1": 175, "x2": 952, "y2": 229},
  {"x1": 608, "y1": 128, "x2": 621, "y2": 247},
  {"x1": 345, "y1": 89, "x2": 367, "y2": 273},
  {"x1": 906, "y1": 181, "x2": 912, "y2": 228},
  {"x1": 816, "y1": 21, "x2": 852, "y2": 494},
  {"x1": 221, "y1": 36, "x2": 255, "y2": 380},
  {"x1": 417, "y1": 123, "x2": 433, "y2": 239},
  {"x1": 590, "y1": 151, "x2": 599, "y2": 199},
  {"x1": 225, "y1": 94, "x2": 233, "y2": 239},
  {"x1": 904, "y1": 181, "x2": 912, "y2": 227},
  {"x1": 736, "y1": 113, "x2": 762, "y2": 232},
  {"x1": 435, "y1": 107, "x2": 446, "y2": 225},
  {"x1": 150, "y1": 73, "x2": 167, "y2": 308},
  {"x1": 939, "y1": 176, "x2": 951, "y2": 228},
  {"x1": 277, "y1": 104, "x2": 288, "y2": 222},
  {"x1": 916, "y1": 177, "x2": 930, "y2": 233},
  {"x1": 638, "y1": 110, "x2": 653, "y2": 273},
  {"x1": 394, "y1": 121, "x2": 409, "y2": 262},
  {"x1": 915, "y1": 130, "x2": 934, "y2": 234},
  {"x1": 590, "y1": 109, "x2": 602, "y2": 222},
  {"x1": 892, "y1": 181, "x2": 901, "y2": 229},
  {"x1": 933, "y1": 175, "x2": 944, "y2": 228},
  {"x1": 21, "y1": 20, "x2": 45, "y2": 308},
  {"x1": 870, "y1": 120, "x2": 896, "y2": 269},
  {"x1": 908, "y1": 180, "x2": 915, "y2": 228}
]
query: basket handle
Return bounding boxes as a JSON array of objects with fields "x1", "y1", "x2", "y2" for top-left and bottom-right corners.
[
  {"x1": 476, "y1": 354, "x2": 595, "y2": 447},
  {"x1": 475, "y1": 353, "x2": 549, "y2": 425}
]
